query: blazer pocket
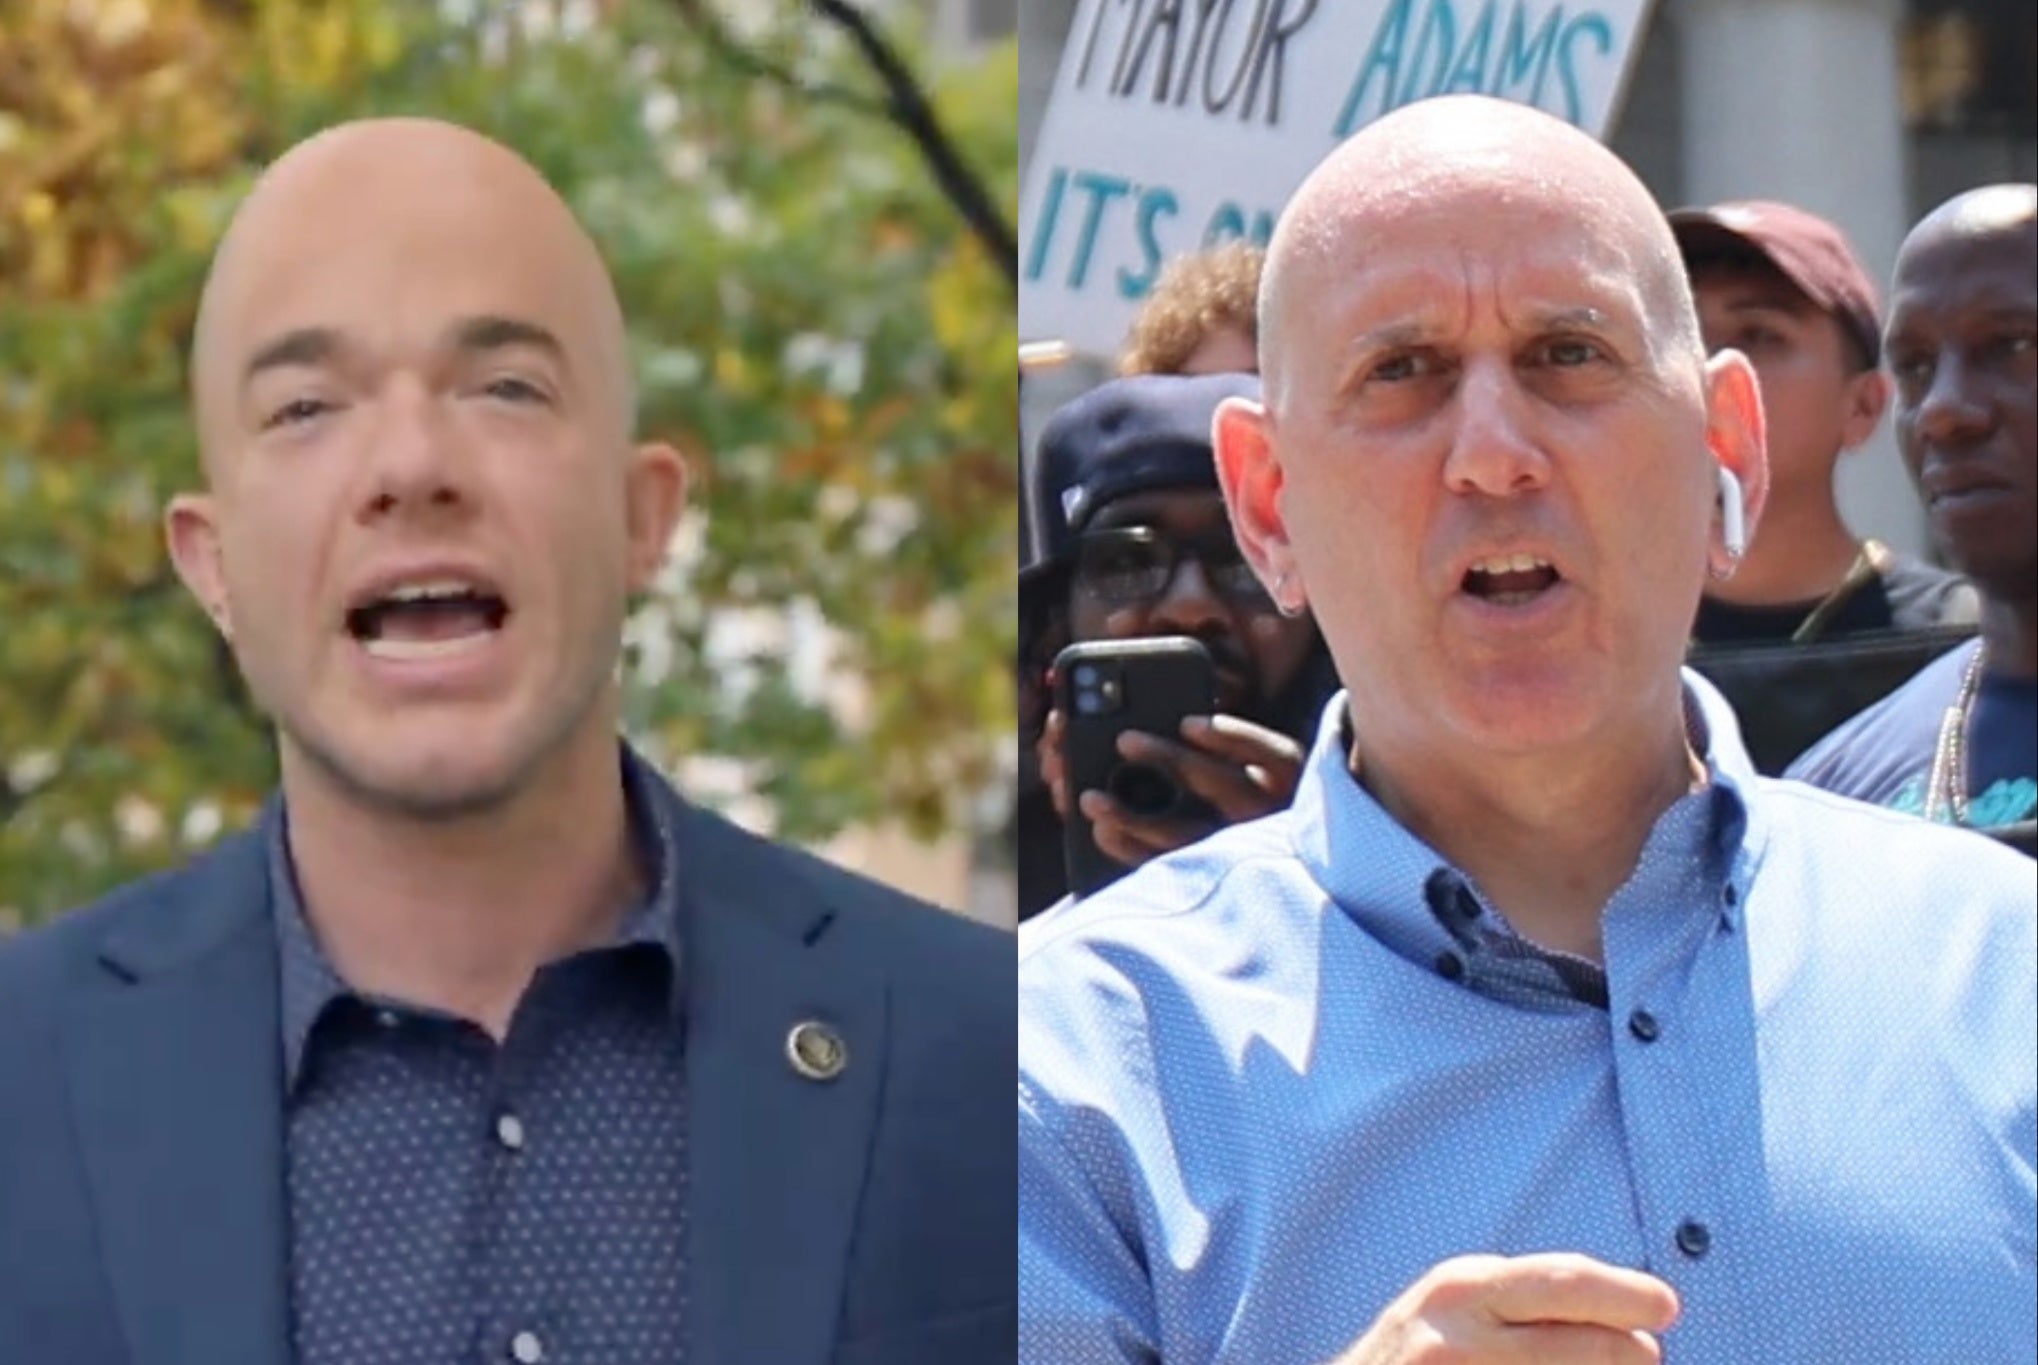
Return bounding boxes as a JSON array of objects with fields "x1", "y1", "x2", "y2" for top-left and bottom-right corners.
[{"x1": 832, "y1": 1299, "x2": 1015, "y2": 1365}]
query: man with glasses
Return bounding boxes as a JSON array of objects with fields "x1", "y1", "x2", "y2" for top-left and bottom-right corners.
[{"x1": 1018, "y1": 374, "x2": 1332, "y2": 913}]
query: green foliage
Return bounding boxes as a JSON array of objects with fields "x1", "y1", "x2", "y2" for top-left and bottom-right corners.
[{"x1": 0, "y1": 0, "x2": 1018, "y2": 925}]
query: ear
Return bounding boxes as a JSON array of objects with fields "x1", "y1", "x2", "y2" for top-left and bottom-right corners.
[
  {"x1": 1212, "y1": 396, "x2": 1300, "y2": 614},
  {"x1": 1702, "y1": 349, "x2": 1768, "y2": 577},
  {"x1": 163, "y1": 492, "x2": 235, "y2": 642},
  {"x1": 623, "y1": 441, "x2": 690, "y2": 594},
  {"x1": 1838, "y1": 366, "x2": 1890, "y2": 452}
]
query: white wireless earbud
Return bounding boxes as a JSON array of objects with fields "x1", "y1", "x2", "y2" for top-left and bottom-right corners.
[{"x1": 1717, "y1": 466, "x2": 1747, "y2": 559}]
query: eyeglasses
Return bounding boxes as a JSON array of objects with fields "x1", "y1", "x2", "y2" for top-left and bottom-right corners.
[{"x1": 1070, "y1": 526, "x2": 1271, "y2": 609}]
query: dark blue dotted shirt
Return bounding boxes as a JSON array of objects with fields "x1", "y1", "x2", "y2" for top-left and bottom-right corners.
[{"x1": 271, "y1": 752, "x2": 689, "y2": 1365}]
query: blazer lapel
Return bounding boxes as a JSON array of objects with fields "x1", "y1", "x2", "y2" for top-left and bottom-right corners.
[
  {"x1": 66, "y1": 831, "x2": 291, "y2": 1365},
  {"x1": 674, "y1": 798, "x2": 888, "y2": 1365}
]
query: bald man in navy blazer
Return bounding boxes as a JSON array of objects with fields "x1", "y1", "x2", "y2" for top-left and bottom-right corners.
[{"x1": 0, "y1": 118, "x2": 1013, "y2": 1365}]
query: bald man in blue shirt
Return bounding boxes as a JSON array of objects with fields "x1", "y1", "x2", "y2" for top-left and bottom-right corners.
[{"x1": 1018, "y1": 97, "x2": 2035, "y2": 1365}]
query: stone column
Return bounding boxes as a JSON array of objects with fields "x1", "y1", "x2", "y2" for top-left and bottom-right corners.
[{"x1": 1676, "y1": 0, "x2": 1925, "y2": 558}]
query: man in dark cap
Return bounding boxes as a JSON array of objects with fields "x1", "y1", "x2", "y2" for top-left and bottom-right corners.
[
  {"x1": 1017, "y1": 373, "x2": 1332, "y2": 915},
  {"x1": 1672, "y1": 199, "x2": 1974, "y2": 644}
]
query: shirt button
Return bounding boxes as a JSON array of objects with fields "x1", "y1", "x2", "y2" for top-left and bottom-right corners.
[
  {"x1": 1627, "y1": 1009, "x2": 1661, "y2": 1043},
  {"x1": 1675, "y1": 1218, "x2": 1712, "y2": 1259},
  {"x1": 509, "y1": 1330, "x2": 544, "y2": 1363},
  {"x1": 495, "y1": 1113, "x2": 526, "y2": 1152},
  {"x1": 1434, "y1": 952, "x2": 1466, "y2": 982}
]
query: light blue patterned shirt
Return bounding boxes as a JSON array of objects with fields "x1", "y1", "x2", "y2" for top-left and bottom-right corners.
[{"x1": 1019, "y1": 673, "x2": 2036, "y2": 1364}]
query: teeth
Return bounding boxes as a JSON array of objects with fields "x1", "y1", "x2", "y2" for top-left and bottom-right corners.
[
  {"x1": 1469, "y1": 553, "x2": 1552, "y2": 575},
  {"x1": 363, "y1": 633, "x2": 493, "y2": 661},
  {"x1": 384, "y1": 578, "x2": 483, "y2": 603}
]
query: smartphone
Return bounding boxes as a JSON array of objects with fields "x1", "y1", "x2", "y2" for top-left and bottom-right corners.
[{"x1": 1053, "y1": 636, "x2": 1218, "y2": 899}]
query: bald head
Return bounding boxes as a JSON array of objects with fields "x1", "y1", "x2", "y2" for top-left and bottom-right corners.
[
  {"x1": 1259, "y1": 97, "x2": 1700, "y2": 406},
  {"x1": 190, "y1": 118, "x2": 633, "y2": 477},
  {"x1": 1882, "y1": 183, "x2": 2036, "y2": 603},
  {"x1": 1897, "y1": 183, "x2": 2037, "y2": 270}
]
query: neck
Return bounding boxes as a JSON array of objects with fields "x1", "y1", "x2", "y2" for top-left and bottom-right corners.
[
  {"x1": 1705, "y1": 492, "x2": 1861, "y2": 607},
  {"x1": 1352, "y1": 691, "x2": 1699, "y2": 963},
  {"x1": 281, "y1": 718, "x2": 641, "y2": 1039},
  {"x1": 1980, "y1": 593, "x2": 2038, "y2": 681}
]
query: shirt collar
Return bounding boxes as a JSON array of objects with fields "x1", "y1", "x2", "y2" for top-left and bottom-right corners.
[
  {"x1": 1286, "y1": 669, "x2": 1758, "y2": 1004},
  {"x1": 270, "y1": 743, "x2": 685, "y2": 1092}
]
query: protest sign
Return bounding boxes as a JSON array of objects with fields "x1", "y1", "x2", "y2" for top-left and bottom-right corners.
[{"x1": 1020, "y1": 0, "x2": 1657, "y2": 356}]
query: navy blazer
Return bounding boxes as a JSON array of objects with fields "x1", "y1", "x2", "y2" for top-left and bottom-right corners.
[{"x1": 0, "y1": 774, "x2": 1016, "y2": 1365}]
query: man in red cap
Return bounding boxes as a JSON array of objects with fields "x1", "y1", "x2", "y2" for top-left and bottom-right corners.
[{"x1": 1672, "y1": 200, "x2": 1975, "y2": 646}]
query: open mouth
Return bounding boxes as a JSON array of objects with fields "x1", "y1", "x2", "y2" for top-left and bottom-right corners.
[
  {"x1": 1461, "y1": 552, "x2": 1562, "y2": 607},
  {"x1": 345, "y1": 579, "x2": 511, "y2": 661}
]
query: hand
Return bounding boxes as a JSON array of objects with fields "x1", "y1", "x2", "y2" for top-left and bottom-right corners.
[
  {"x1": 1039, "y1": 710, "x2": 1304, "y2": 868},
  {"x1": 1330, "y1": 1253, "x2": 1680, "y2": 1364}
]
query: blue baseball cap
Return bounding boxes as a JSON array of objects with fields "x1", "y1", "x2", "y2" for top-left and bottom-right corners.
[{"x1": 1022, "y1": 373, "x2": 1261, "y2": 595}]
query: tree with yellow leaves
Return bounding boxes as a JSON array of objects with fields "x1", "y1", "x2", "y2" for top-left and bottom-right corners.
[{"x1": 0, "y1": 0, "x2": 1018, "y2": 923}]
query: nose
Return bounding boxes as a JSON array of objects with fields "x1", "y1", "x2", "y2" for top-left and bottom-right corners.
[
  {"x1": 1912, "y1": 352, "x2": 1992, "y2": 451},
  {"x1": 1441, "y1": 359, "x2": 1550, "y2": 497},
  {"x1": 1147, "y1": 555, "x2": 1231, "y2": 638},
  {"x1": 354, "y1": 375, "x2": 472, "y2": 525}
]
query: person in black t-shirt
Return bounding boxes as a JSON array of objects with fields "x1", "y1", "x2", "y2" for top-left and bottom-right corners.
[
  {"x1": 1671, "y1": 200, "x2": 1976, "y2": 645},
  {"x1": 1789, "y1": 185, "x2": 2038, "y2": 848}
]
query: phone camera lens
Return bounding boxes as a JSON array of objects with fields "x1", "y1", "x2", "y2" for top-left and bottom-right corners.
[
  {"x1": 1109, "y1": 763, "x2": 1180, "y2": 817},
  {"x1": 1073, "y1": 664, "x2": 1100, "y2": 688}
]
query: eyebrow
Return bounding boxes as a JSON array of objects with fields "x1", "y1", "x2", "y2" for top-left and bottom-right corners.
[
  {"x1": 1348, "y1": 321, "x2": 1431, "y2": 354},
  {"x1": 1717, "y1": 294, "x2": 1812, "y2": 317},
  {"x1": 1349, "y1": 306, "x2": 1617, "y2": 353},
  {"x1": 1887, "y1": 303, "x2": 2038, "y2": 334},
  {"x1": 242, "y1": 326, "x2": 340, "y2": 385},
  {"x1": 240, "y1": 314, "x2": 569, "y2": 391},
  {"x1": 1526, "y1": 305, "x2": 1613, "y2": 333},
  {"x1": 450, "y1": 314, "x2": 568, "y2": 365}
]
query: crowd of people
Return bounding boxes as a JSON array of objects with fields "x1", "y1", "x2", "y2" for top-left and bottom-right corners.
[
  {"x1": 1022, "y1": 131, "x2": 2035, "y2": 922},
  {"x1": 1018, "y1": 95, "x2": 2034, "y2": 1363}
]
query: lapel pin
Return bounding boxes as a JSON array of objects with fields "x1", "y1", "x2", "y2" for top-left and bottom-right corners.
[{"x1": 786, "y1": 1020, "x2": 848, "y2": 1082}]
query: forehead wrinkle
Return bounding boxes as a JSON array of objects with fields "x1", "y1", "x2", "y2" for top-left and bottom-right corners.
[
  {"x1": 1329, "y1": 234, "x2": 1644, "y2": 353},
  {"x1": 1263, "y1": 99, "x2": 1700, "y2": 412}
]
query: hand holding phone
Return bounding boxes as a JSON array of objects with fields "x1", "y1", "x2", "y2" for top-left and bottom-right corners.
[{"x1": 1047, "y1": 638, "x2": 1304, "y2": 897}]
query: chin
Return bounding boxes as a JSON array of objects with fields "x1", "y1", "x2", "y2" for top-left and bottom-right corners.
[
  {"x1": 1449, "y1": 706, "x2": 1595, "y2": 755},
  {"x1": 287, "y1": 713, "x2": 563, "y2": 823},
  {"x1": 1437, "y1": 670, "x2": 1604, "y2": 754}
]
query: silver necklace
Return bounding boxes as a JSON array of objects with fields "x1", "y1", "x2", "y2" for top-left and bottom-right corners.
[{"x1": 1924, "y1": 645, "x2": 1986, "y2": 825}]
